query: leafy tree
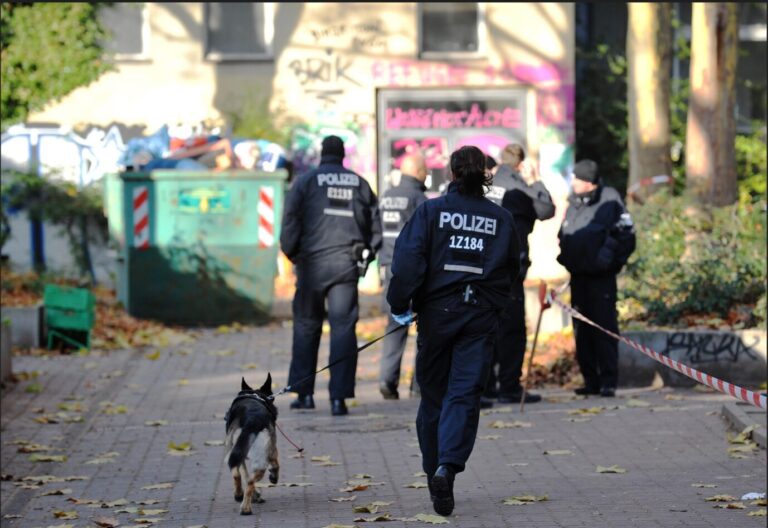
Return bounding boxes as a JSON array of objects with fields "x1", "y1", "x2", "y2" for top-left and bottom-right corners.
[{"x1": 1, "y1": 2, "x2": 113, "y2": 129}]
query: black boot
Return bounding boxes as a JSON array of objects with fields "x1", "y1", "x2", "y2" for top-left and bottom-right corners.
[
  {"x1": 289, "y1": 394, "x2": 315, "y2": 410},
  {"x1": 330, "y1": 399, "x2": 348, "y2": 416},
  {"x1": 574, "y1": 386, "x2": 600, "y2": 396},
  {"x1": 431, "y1": 464, "x2": 455, "y2": 516},
  {"x1": 379, "y1": 381, "x2": 399, "y2": 400}
]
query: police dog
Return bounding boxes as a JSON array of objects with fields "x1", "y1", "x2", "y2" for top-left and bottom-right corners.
[{"x1": 225, "y1": 375, "x2": 279, "y2": 515}]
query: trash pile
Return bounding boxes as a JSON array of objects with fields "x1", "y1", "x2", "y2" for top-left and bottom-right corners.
[{"x1": 118, "y1": 125, "x2": 289, "y2": 174}]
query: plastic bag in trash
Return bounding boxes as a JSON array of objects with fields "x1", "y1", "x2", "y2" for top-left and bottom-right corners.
[{"x1": 119, "y1": 125, "x2": 171, "y2": 167}]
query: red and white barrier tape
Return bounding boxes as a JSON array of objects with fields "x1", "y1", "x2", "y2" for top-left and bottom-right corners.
[{"x1": 549, "y1": 291, "x2": 767, "y2": 411}]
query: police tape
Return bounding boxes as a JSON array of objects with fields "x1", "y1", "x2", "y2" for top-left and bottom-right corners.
[{"x1": 548, "y1": 290, "x2": 768, "y2": 411}]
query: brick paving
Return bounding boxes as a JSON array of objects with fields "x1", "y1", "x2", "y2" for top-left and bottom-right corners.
[{"x1": 1, "y1": 312, "x2": 766, "y2": 528}]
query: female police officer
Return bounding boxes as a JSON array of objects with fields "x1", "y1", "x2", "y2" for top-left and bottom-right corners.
[{"x1": 387, "y1": 146, "x2": 520, "y2": 516}]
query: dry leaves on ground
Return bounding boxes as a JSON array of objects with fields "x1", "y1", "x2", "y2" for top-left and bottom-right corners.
[
  {"x1": 93, "y1": 516, "x2": 121, "y2": 527},
  {"x1": 52, "y1": 510, "x2": 78, "y2": 520},
  {"x1": 748, "y1": 509, "x2": 767, "y2": 516},
  {"x1": 39, "y1": 488, "x2": 72, "y2": 496},
  {"x1": 625, "y1": 398, "x2": 650, "y2": 408},
  {"x1": 568, "y1": 407, "x2": 604, "y2": 416},
  {"x1": 503, "y1": 494, "x2": 549, "y2": 505},
  {"x1": 713, "y1": 502, "x2": 746, "y2": 509},
  {"x1": 704, "y1": 495, "x2": 738, "y2": 502},
  {"x1": 29, "y1": 454, "x2": 67, "y2": 463},
  {"x1": 488, "y1": 420, "x2": 532, "y2": 429},
  {"x1": 141, "y1": 483, "x2": 174, "y2": 491},
  {"x1": 311, "y1": 455, "x2": 340, "y2": 467},
  {"x1": 543, "y1": 450, "x2": 573, "y2": 456},
  {"x1": 85, "y1": 452, "x2": 120, "y2": 465},
  {"x1": 403, "y1": 481, "x2": 428, "y2": 489},
  {"x1": 691, "y1": 483, "x2": 717, "y2": 488},
  {"x1": 329, "y1": 495, "x2": 357, "y2": 502},
  {"x1": 411, "y1": 513, "x2": 450, "y2": 524},
  {"x1": 167, "y1": 442, "x2": 195, "y2": 456},
  {"x1": 727, "y1": 425, "x2": 757, "y2": 445}
]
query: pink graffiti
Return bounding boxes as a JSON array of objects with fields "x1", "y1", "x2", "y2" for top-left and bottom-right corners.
[
  {"x1": 372, "y1": 60, "x2": 468, "y2": 87},
  {"x1": 385, "y1": 104, "x2": 521, "y2": 130},
  {"x1": 454, "y1": 135, "x2": 511, "y2": 157}
]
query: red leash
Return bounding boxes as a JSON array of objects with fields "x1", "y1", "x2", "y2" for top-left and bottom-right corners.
[{"x1": 275, "y1": 422, "x2": 304, "y2": 453}]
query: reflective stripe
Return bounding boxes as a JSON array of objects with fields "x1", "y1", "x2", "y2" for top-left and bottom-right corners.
[
  {"x1": 323, "y1": 208, "x2": 354, "y2": 217},
  {"x1": 383, "y1": 230, "x2": 401, "y2": 238},
  {"x1": 444, "y1": 264, "x2": 483, "y2": 274}
]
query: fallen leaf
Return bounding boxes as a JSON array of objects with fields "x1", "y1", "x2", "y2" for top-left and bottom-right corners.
[
  {"x1": 138, "y1": 509, "x2": 168, "y2": 515},
  {"x1": 39, "y1": 488, "x2": 72, "y2": 496},
  {"x1": 177, "y1": 379, "x2": 189, "y2": 386},
  {"x1": 751, "y1": 499, "x2": 768, "y2": 507},
  {"x1": 596, "y1": 465, "x2": 627, "y2": 474},
  {"x1": 353, "y1": 504, "x2": 381, "y2": 514},
  {"x1": 66, "y1": 497, "x2": 101, "y2": 506},
  {"x1": 563, "y1": 417, "x2": 592, "y2": 423},
  {"x1": 347, "y1": 479, "x2": 385, "y2": 487},
  {"x1": 18, "y1": 443, "x2": 55, "y2": 453},
  {"x1": 664, "y1": 394, "x2": 684, "y2": 401},
  {"x1": 114, "y1": 507, "x2": 140, "y2": 514},
  {"x1": 413, "y1": 471, "x2": 427, "y2": 477},
  {"x1": 203, "y1": 440, "x2": 224, "y2": 446},
  {"x1": 101, "y1": 404, "x2": 129, "y2": 415},
  {"x1": 625, "y1": 398, "x2": 650, "y2": 408},
  {"x1": 691, "y1": 483, "x2": 717, "y2": 488},
  {"x1": 240, "y1": 363, "x2": 259, "y2": 370},
  {"x1": 412, "y1": 513, "x2": 450, "y2": 524},
  {"x1": 57, "y1": 402, "x2": 86, "y2": 412},
  {"x1": 479, "y1": 435, "x2": 501, "y2": 440},
  {"x1": 209, "y1": 349, "x2": 234, "y2": 357},
  {"x1": 103, "y1": 498, "x2": 129, "y2": 508},
  {"x1": 167, "y1": 441, "x2": 193, "y2": 455},
  {"x1": 29, "y1": 454, "x2": 67, "y2": 463},
  {"x1": 25, "y1": 382, "x2": 43, "y2": 393},
  {"x1": 94, "y1": 516, "x2": 121, "y2": 527},
  {"x1": 131, "y1": 518, "x2": 163, "y2": 524},
  {"x1": 2, "y1": 514, "x2": 22, "y2": 519},
  {"x1": 503, "y1": 494, "x2": 549, "y2": 504},
  {"x1": 568, "y1": 407, "x2": 604, "y2": 415},
  {"x1": 704, "y1": 495, "x2": 738, "y2": 502},
  {"x1": 404, "y1": 481, "x2": 428, "y2": 489},
  {"x1": 748, "y1": 509, "x2": 767, "y2": 516},
  {"x1": 144, "y1": 420, "x2": 168, "y2": 427},
  {"x1": 329, "y1": 495, "x2": 357, "y2": 502},
  {"x1": 144, "y1": 350, "x2": 161, "y2": 361},
  {"x1": 281, "y1": 482, "x2": 312, "y2": 487},
  {"x1": 488, "y1": 420, "x2": 532, "y2": 429},
  {"x1": 135, "y1": 499, "x2": 162, "y2": 505},
  {"x1": 53, "y1": 510, "x2": 78, "y2": 520},
  {"x1": 141, "y1": 483, "x2": 174, "y2": 490},
  {"x1": 713, "y1": 502, "x2": 745, "y2": 509},
  {"x1": 339, "y1": 484, "x2": 369, "y2": 492},
  {"x1": 311, "y1": 455, "x2": 339, "y2": 466},
  {"x1": 353, "y1": 513, "x2": 391, "y2": 522},
  {"x1": 543, "y1": 450, "x2": 573, "y2": 456},
  {"x1": 352, "y1": 473, "x2": 373, "y2": 479}
]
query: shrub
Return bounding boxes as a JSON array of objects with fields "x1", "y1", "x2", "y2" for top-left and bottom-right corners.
[{"x1": 619, "y1": 190, "x2": 767, "y2": 328}]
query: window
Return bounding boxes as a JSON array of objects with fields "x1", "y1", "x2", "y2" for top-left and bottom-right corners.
[
  {"x1": 419, "y1": 3, "x2": 486, "y2": 58},
  {"x1": 204, "y1": 3, "x2": 274, "y2": 61},
  {"x1": 100, "y1": 3, "x2": 149, "y2": 60}
]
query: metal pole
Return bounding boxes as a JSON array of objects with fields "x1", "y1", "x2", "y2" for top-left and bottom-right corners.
[{"x1": 520, "y1": 281, "x2": 551, "y2": 413}]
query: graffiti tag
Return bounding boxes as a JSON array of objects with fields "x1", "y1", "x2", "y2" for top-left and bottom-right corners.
[{"x1": 664, "y1": 332, "x2": 760, "y2": 364}]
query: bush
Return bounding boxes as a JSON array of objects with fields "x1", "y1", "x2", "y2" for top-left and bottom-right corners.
[{"x1": 619, "y1": 191, "x2": 767, "y2": 328}]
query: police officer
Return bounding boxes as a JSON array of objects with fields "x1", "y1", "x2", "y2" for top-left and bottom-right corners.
[
  {"x1": 483, "y1": 144, "x2": 555, "y2": 406},
  {"x1": 387, "y1": 146, "x2": 520, "y2": 516},
  {"x1": 557, "y1": 159, "x2": 636, "y2": 397},
  {"x1": 378, "y1": 153, "x2": 429, "y2": 400},
  {"x1": 280, "y1": 135, "x2": 382, "y2": 416}
]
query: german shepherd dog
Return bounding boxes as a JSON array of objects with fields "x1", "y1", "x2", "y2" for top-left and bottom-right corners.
[{"x1": 225, "y1": 375, "x2": 280, "y2": 515}]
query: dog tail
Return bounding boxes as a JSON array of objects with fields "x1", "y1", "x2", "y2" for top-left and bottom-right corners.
[{"x1": 227, "y1": 430, "x2": 254, "y2": 469}]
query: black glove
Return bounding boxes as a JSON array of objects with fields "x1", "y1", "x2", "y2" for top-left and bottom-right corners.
[{"x1": 595, "y1": 236, "x2": 618, "y2": 271}]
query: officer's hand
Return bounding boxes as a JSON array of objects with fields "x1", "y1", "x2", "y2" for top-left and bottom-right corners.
[{"x1": 392, "y1": 309, "x2": 415, "y2": 326}]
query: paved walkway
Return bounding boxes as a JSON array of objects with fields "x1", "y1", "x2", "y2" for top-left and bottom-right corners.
[{"x1": 1, "y1": 316, "x2": 766, "y2": 528}]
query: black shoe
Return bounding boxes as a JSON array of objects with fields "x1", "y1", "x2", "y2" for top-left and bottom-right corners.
[
  {"x1": 379, "y1": 382, "x2": 399, "y2": 400},
  {"x1": 289, "y1": 394, "x2": 315, "y2": 410},
  {"x1": 574, "y1": 386, "x2": 600, "y2": 396},
  {"x1": 479, "y1": 397, "x2": 494, "y2": 409},
  {"x1": 330, "y1": 399, "x2": 348, "y2": 416},
  {"x1": 498, "y1": 391, "x2": 542, "y2": 404},
  {"x1": 600, "y1": 387, "x2": 616, "y2": 398},
  {"x1": 431, "y1": 464, "x2": 455, "y2": 516}
]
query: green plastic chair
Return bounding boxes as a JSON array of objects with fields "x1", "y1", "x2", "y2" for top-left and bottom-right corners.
[{"x1": 43, "y1": 284, "x2": 96, "y2": 351}]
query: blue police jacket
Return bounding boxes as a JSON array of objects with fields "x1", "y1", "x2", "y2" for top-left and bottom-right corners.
[
  {"x1": 387, "y1": 181, "x2": 521, "y2": 314},
  {"x1": 378, "y1": 174, "x2": 428, "y2": 266},
  {"x1": 280, "y1": 154, "x2": 382, "y2": 263}
]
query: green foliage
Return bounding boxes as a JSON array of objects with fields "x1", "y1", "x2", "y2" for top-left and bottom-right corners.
[
  {"x1": 1, "y1": 2, "x2": 113, "y2": 129},
  {"x1": 1, "y1": 171, "x2": 107, "y2": 281},
  {"x1": 735, "y1": 124, "x2": 768, "y2": 204},
  {"x1": 226, "y1": 94, "x2": 291, "y2": 147},
  {"x1": 575, "y1": 43, "x2": 629, "y2": 195},
  {"x1": 619, "y1": 191, "x2": 767, "y2": 328}
]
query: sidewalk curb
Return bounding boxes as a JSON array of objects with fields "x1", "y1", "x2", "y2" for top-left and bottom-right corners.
[{"x1": 721, "y1": 401, "x2": 767, "y2": 449}]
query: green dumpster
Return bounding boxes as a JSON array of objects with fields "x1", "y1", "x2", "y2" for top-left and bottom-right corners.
[{"x1": 111, "y1": 169, "x2": 287, "y2": 325}]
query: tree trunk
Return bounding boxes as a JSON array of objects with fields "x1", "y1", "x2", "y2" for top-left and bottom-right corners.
[
  {"x1": 627, "y1": 3, "x2": 673, "y2": 204},
  {"x1": 685, "y1": 2, "x2": 739, "y2": 206}
]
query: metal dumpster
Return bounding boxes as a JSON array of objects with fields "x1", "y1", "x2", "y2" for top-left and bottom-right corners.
[{"x1": 109, "y1": 169, "x2": 287, "y2": 325}]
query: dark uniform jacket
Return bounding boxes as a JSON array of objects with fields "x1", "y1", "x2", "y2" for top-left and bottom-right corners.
[
  {"x1": 280, "y1": 154, "x2": 382, "y2": 264},
  {"x1": 378, "y1": 174, "x2": 428, "y2": 266},
  {"x1": 387, "y1": 182, "x2": 520, "y2": 314},
  {"x1": 485, "y1": 164, "x2": 555, "y2": 278},
  {"x1": 557, "y1": 184, "x2": 636, "y2": 276}
]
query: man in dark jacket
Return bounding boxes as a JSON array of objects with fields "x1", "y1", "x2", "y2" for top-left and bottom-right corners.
[
  {"x1": 378, "y1": 153, "x2": 429, "y2": 400},
  {"x1": 280, "y1": 135, "x2": 382, "y2": 416},
  {"x1": 483, "y1": 144, "x2": 555, "y2": 406},
  {"x1": 557, "y1": 159, "x2": 636, "y2": 397}
]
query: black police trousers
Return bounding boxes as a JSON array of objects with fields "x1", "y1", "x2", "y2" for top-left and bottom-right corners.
[
  {"x1": 486, "y1": 279, "x2": 527, "y2": 397},
  {"x1": 415, "y1": 300, "x2": 498, "y2": 477},
  {"x1": 287, "y1": 258, "x2": 359, "y2": 400},
  {"x1": 379, "y1": 266, "x2": 417, "y2": 390},
  {"x1": 570, "y1": 274, "x2": 619, "y2": 390}
]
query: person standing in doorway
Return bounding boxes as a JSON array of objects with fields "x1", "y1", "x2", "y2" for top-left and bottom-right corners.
[
  {"x1": 387, "y1": 146, "x2": 520, "y2": 516},
  {"x1": 280, "y1": 135, "x2": 382, "y2": 416},
  {"x1": 483, "y1": 144, "x2": 555, "y2": 407},
  {"x1": 557, "y1": 159, "x2": 636, "y2": 397},
  {"x1": 378, "y1": 153, "x2": 429, "y2": 400}
]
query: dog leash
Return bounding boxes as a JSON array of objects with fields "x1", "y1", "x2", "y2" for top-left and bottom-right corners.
[{"x1": 268, "y1": 320, "x2": 413, "y2": 401}]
